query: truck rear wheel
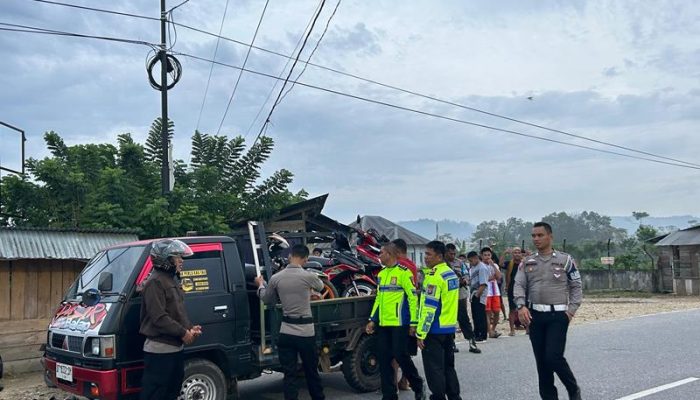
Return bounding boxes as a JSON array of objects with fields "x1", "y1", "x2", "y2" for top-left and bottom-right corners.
[
  {"x1": 180, "y1": 358, "x2": 227, "y2": 400},
  {"x1": 341, "y1": 334, "x2": 380, "y2": 392}
]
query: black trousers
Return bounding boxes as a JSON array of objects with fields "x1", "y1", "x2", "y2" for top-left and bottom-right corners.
[
  {"x1": 470, "y1": 296, "x2": 487, "y2": 341},
  {"x1": 376, "y1": 326, "x2": 424, "y2": 400},
  {"x1": 277, "y1": 333, "x2": 325, "y2": 400},
  {"x1": 529, "y1": 311, "x2": 580, "y2": 400},
  {"x1": 141, "y1": 350, "x2": 184, "y2": 400},
  {"x1": 456, "y1": 298, "x2": 474, "y2": 340},
  {"x1": 421, "y1": 334, "x2": 461, "y2": 400}
]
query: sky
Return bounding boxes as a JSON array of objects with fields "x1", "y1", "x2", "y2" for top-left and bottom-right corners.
[{"x1": 1, "y1": 0, "x2": 699, "y2": 224}]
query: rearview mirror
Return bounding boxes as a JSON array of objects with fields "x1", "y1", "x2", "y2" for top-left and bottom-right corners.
[{"x1": 98, "y1": 272, "x2": 113, "y2": 292}]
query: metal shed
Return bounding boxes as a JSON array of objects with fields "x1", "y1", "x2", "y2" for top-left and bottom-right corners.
[{"x1": 655, "y1": 225, "x2": 700, "y2": 296}]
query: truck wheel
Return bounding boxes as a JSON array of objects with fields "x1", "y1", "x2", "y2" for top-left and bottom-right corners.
[
  {"x1": 342, "y1": 281, "x2": 375, "y2": 297},
  {"x1": 341, "y1": 334, "x2": 380, "y2": 392},
  {"x1": 180, "y1": 359, "x2": 227, "y2": 400}
]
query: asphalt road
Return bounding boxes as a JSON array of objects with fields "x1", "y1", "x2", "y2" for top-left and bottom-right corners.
[{"x1": 237, "y1": 308, "x2": 700, "y2": 400}]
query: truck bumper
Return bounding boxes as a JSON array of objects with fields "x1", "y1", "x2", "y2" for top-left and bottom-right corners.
[{"x1": 44, "y1": 357, "x2": 119, "y2": 400}]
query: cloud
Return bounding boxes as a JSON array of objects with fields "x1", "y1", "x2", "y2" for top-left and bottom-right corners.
[{"x1": 1, "y1": 0, "x2": 699, "y2": 225}]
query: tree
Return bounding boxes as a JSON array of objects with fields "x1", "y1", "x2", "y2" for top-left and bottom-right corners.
[
  {"x1": 632, "y1": 211, "x2": 649, "y2": 225},
  {"x1": 0, "y1": 118, "x2": 306, "y2": 237}
]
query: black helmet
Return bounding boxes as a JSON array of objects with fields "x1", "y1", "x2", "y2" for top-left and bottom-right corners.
[{"x1": 150, "y1": 239, "x2": 193, "y2": 272}]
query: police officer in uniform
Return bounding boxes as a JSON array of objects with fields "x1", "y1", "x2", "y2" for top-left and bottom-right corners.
[
  {"x1": 416, "y1": 241, "x2": 461, "y2": 400},
  {"x1": 514, "y1": 222, "x2": 582, "y2": 400},
  {"x1": 366, "y1": 243, "x2": 426, "y2": 400},
  {"x1": 255, "y1": 245, "x2": 325, "y2": 400}
]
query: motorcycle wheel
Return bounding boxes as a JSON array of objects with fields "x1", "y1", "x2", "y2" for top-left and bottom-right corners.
[
  {"x1": 342, "y1": 281, "x2": 376, "y2": 297},
  {"x1": 311, "y1": 281, "x2": 339, "y2": 300}
]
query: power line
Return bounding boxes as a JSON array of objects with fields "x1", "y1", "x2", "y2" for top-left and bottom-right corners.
[
  {"x1": 173, "y1": 51, "x2": 700, "y2": 171},
  {"x1": 243, "y1": 0, "x2": 326, "y2": 140},
  {"x1": 30, "y1": 0, "x2": 159, "y2": 21},
  {"x1": 167, "y1": 0, "x2": 191, "y2": 13},
  {"x1": 216, "y1": 0, "x2": 270, "y2": 136},
  {"x1": 278, "y1": 0, "x2": 341, "y2": 104},
  {"x1": 0, "y1": 22, "x2": 158, "y2": 48},
  {"x1": 20, "y1": 0, "x2": 700, "y2": 167},
  {"x1": 194, "y1": 0, "x2": 231, "y2": 132},
  {"x1": 251, "y1": 0, "x2": 327, "y2": 147},
  {"x1": 170, "y1": 20, "x2": 700, "y2": 168}
]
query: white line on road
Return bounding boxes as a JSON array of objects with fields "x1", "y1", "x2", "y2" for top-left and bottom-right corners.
[{"x1": 615, "y1": 377, "x2": 699, "y2": 400}]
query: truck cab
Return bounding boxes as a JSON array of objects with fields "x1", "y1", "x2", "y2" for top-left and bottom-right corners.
[{"x1": 44, "y1": 235, "x2": 379, "y2": 399}]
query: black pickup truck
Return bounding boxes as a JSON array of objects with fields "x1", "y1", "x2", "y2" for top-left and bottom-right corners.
[{"x1": 43, "y1": 234, "x2": 380, "y2": 400}]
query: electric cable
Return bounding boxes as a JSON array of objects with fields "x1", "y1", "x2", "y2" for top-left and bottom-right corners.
[
  {"x1": 30, "y1": 0, "x2": 159, "y2": 21},
  {"x1": 194, "y1": 0, "x2": 231, "y2": 132},
  {"x1": 0, "y1": 22, "x2": 158, "y2": 48},
  {"x1": 243, "y1": 0, "x2": 325, "y2": 140},
  {"x1": 173, "y1": 51, "x2": 700, "y2": 171},
  {"x1": 251, "y1": 0, "x2": 327, "y2": 147},
  {"x1": 216, "y1": 0, "x2": 271, "y2": 135}
]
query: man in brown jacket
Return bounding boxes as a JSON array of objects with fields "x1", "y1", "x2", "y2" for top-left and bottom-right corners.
[{"x1": 140, "y1": 239, "x2": 201, "y2": 400}]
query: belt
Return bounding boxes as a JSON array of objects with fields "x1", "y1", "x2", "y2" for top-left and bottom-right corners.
[
  {"x1": 530, "y1": 303, "x2": 567, "y2": 312},
  {"x1": 282, "y1": 315, "x2": 314, "y2": 325}
]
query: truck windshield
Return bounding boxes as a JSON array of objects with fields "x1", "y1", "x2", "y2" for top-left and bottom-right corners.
[{"x1": 66, "y1": 245, "x2": 146, "y2": 301}]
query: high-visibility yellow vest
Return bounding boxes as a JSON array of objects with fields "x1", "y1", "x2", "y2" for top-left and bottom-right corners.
[
  {"x1": 417, "y1": 262, "x2": 459, "y2": 339},
  {"x1": 369, "y1": 265, "x2": 418, "y2": 326}
]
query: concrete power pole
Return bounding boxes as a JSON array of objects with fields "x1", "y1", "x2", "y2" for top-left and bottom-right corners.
[{"x1": 160, "y1": 0, "x2": 171, "y2": 194}]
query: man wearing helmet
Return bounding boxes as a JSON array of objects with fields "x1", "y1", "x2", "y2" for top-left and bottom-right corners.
[{"x1": 139, "y1": 239, "x2": 202, "y2": 400}]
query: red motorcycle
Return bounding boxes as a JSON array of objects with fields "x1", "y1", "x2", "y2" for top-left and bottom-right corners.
[{"x1": 308, "y1": 231, "x2": 379, "y2": 297}]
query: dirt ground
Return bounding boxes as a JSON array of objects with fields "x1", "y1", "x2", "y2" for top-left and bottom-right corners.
[{"x1": 2, "y1": 294, "x2": 699, "y2": 400}]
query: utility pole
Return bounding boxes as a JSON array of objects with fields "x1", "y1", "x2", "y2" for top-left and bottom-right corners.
[{"x1": 160, "y1": 0, "x2": 170, "y2": 195}]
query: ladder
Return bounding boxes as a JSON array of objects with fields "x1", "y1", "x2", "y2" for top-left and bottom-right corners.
[{"x1": 247, "y1": 221, "x2": 276, "y2": 358}]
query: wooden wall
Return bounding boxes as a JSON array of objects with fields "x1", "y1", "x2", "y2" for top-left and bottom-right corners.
[{"x1": 0, "y1": 259, "x2": 85, "y2": 374}]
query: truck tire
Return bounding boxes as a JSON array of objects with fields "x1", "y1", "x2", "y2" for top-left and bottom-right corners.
[
  {"x1": 341, "y1": 334, "x2": 380, "y2": 392},
  {"x1": 180, "y1": 358, "x2": 227, "y2": 400},
  {"x1": 342, "y1": 281, "x2": 375, "y2": 297}
]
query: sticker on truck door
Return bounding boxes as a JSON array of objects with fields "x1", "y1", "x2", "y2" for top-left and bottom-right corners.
[{"x1": 180, "y1": 269, "x2": 210, "y2": 292}]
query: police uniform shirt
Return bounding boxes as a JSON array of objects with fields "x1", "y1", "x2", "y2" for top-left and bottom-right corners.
[
  {"x1": 258, "y1": 264, "x2": 324, "y2": 337},
  {"x1": 513, "y1": 251, "x2": 583, "y2": 315}
]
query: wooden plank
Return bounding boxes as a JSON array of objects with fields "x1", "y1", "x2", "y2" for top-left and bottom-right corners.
[
  {"x1": 24, "y1": 260, "x2": 39, "y2": 319},
  {"x1": 37, "y1": 262, "x2": 53, "y2": 319},
  {"x1": 10, "y1": 260, "x2": 26, "y2": 320},
  {"x1": 0, "y1": 261, "x2": 10, "y2": 320},
  {"x1": 50, "y1": 260, "x2": 64, "y2": 308},
  {"x1": 1, "y1": 343, "x2": 43, "y2": 362},
  {"x1": 0, "y1": 318, "x2": 50, "y2": 335},
  {"x1": 0, "y1": 329, "x2": 45, "y2": 348},
  {"x1": 62, "y1": 260, "x2": 75, "y2": 296}
]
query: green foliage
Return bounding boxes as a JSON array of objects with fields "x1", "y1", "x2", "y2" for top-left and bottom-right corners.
[
  {"x1": 1, "y1": 119, "x2": 306, "y2": 237},
  {"x1": 471, "y1": 211, "x2": 651, "y2": 270}
]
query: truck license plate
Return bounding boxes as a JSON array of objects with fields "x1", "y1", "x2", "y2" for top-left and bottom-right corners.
[{"x1": 56, "y1": 362, "x2": 73, "y2": 382}]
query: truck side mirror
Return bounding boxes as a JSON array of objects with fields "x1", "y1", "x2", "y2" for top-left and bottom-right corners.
[{"x1": 98, "y1": 272, "x2": 113, "y2": 292}]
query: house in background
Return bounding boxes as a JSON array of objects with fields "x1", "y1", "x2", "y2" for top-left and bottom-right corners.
[
  {"x1": 351, "y1": 215, "x2": 430, "y2": 265},
  {"x1": 655, "y1": 225, "x2": 700, "y2": 295},
  {"x1": 0, "y1": 227, "x2": 139, "y2": 374}
]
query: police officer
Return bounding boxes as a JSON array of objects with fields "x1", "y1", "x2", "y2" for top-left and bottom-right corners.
[
  {"x1": 417, "y1": 241, "x2": 461, "y2": 400},
  {"x1": 366, "y1": 243, "x2": 426, "y2": 400},
  {"x1": 255, "y1": 244, "x2": 325, "y2": 400},
  {"x1": 514, "y1": 222, "x2": 582, "y2": 400}
]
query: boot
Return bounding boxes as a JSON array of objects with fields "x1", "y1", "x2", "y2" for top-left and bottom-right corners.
[{"x1": 468, "y1": 338, "x2": 481, "y2": 354}]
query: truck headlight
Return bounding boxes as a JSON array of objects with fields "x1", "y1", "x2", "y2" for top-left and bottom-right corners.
[{"x1": 85, "y1": 336, "x2": 116, "y2": 358}]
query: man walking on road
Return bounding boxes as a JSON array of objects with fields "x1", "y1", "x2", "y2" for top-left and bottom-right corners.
[
  {"x1": 503, "y1": 247, "x2": 525, "y2": 336},
  {"x1": 468, "y1": 251, "x2": 489, "y2": 342},
  {"x1": 514, "y1": 222, "x2": 582, "y2": 400},
  {"x1": 366, "y1": 243, "x2": 426, "y2": 400},
  {"x1": 255, "y1": 245, "x2": 326, "y2": 400},
  {"x1": 445, "y1": 243, "x2": 480, "y2": 354},
  {"x1": 417, "y1": 241, "x2": 461, "y2": 400}
]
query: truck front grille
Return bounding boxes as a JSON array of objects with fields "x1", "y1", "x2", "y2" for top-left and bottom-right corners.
[{"x1": 50, "y1": 333, "x2": 83, "y2": 353}]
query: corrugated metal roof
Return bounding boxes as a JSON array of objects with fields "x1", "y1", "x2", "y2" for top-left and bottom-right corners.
[
  {"x1": 0, "y1": 227, "x2": 140, "y2": 260},
  {"x1": 350, "y1": 216, "x2": 430, "y2": 245},
  {"x1": 655, "y1": 226, "x2": 700, "y2": 247}
]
